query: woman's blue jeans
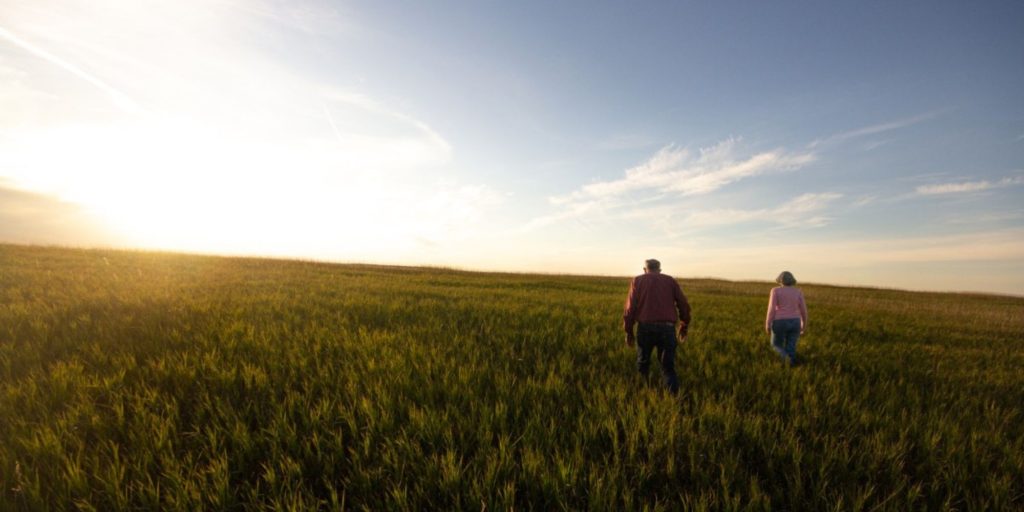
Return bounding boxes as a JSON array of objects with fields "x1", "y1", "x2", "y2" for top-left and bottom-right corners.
[{"x1": 770, "y1": 318, "x2": 801, "y2": 366}]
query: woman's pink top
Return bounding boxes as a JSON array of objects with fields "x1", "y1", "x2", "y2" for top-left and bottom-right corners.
[{"x1": 765, "y1": 286, "x2": 808, "y2": 330}]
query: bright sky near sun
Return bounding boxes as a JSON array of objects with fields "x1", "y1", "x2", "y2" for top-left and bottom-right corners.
[{"x1": 2, "y1": 0, "x2": 1023, "y2": 295}]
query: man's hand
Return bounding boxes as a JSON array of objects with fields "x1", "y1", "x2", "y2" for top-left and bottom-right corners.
[{"x1": 625, "y1": 334, "x2": 635, "y2": 347}]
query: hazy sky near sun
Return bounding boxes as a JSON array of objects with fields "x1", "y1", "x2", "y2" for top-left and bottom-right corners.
[{"x1": 2, "y1": 0, "x2": 1023, "y2": 294}]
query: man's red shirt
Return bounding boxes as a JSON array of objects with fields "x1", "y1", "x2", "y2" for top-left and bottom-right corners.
[{"x1": 623, "y1": 272, "x2": 691, "y2": 336}]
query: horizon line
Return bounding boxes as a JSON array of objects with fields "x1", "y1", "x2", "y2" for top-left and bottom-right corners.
[{"x1": 3, "y1": 241, "x2": 1020, "y2": 299}]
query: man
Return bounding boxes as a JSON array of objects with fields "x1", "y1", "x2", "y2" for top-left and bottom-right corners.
[{"x1": 623, "y1": 258, "x2": 691, "y2": 395}]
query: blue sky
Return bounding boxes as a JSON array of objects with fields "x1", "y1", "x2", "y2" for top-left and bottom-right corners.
[{"x1": 1, "y1": 0, "x2": 1022, "y2": 294}]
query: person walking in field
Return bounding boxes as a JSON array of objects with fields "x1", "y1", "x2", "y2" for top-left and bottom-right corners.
[
  {"x1": 623, "y1": 259, "x2": 691, "y2": 395},
  {"x1": 765, "y1": 271, "x2": 808, "y2": 367}
]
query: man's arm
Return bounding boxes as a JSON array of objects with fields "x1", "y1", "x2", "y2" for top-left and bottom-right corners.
[
  {"x1": 623, "y1": 278, "x2": 639, "y2": 345},
  {"x1": 674, "y1": 281, "x2": 691, "y2": 337}
]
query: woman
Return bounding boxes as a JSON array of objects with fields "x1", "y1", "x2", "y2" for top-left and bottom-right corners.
[{"x1": 765, "y1": 271, "x2": 808, "y2": 367}]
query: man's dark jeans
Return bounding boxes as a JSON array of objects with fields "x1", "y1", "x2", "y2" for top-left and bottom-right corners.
[{"x1": 636, "y1": 323, "x2": 679, "y2": 394}]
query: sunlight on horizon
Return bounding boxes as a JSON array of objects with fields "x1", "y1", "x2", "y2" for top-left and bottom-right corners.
[
  {"x1": 0, "y1": 0, "x2": 498, "y2": 264},
  {"x1": 2, "y1": 0, "x2": 1023, "y2": 295},
  {"x1": 1, "y1": 114, "x2": 456, "y2": 257}
]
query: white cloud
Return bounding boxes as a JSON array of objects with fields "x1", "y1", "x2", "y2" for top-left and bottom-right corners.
[
  {"x1": 593, "y1": 133, "x2": 657, "y2": 151},
  {"x1": 0, "y1": 25, "x2": 142, "y2": 113},
  {"x1": 916, "y1": 180, "x2": 992, "y2": 195},
  {"x1": 916, "y1": 176, "x2": 1024, "y2": 196},
  {"x1": 526, "y1": 138, "x2": 817, "y2": 232},
  {"x1": 551, "y1": 138, "x2": 815, "y2": 206},
  {"x1": 851, "y1": 195, "x2": 878, "y2": 208},
  {"x1": 651, "y1": 192, "x2": 842, "y2": 230},
  {"x1": 321, "y1": 90, "x2": 452, "y2": 168},
  {"x1": 947, "y1": 210, "x2": 1024, "y2": 225},
  {"x1": 863, "y1": 139, "x2": 891, "y2": 151},
  {"x1": 749, "y1": 230, "x2": 1024, "y2": 265},
  {"x1": 808, "y1": 111, "x2": 937, "y2": 148}
]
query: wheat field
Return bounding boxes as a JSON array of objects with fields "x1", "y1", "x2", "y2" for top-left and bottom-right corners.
[{"x1": 1, "y1": 244, "x2": 1022, "y2": 510}]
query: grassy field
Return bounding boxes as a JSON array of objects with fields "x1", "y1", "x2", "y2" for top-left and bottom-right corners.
[{"x1": 1, "y1": 244, "x2": 1022, "y2": 510}]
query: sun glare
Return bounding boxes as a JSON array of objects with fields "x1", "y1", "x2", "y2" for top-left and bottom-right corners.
[
  {"x1": 1, "y1": 114, "x2": 436, "y2": 258},
  {"x1": 0, "y1": 0, "x2": 471, "y2": 263}
]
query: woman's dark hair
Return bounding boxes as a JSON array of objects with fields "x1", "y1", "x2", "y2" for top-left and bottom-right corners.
[{"x1": 776, "y1": 271, "x2": 797, "y2": 286}]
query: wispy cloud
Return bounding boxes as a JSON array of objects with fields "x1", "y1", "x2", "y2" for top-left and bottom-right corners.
[
  {"x1": 593, "y1": 133, "x2": 657, "y2": 151},
  {"x1": 916, "y1": 176, "x2": 1024, "y2": 196},
  {"x1": 946, "y1": 210, "x2": 1024, "y2": 225},
  {"x1": 0, "y1": 25, "x2": 140, "y2": 113},
  {"x1": 631, "y1": 192, "x2": 842, "y2": 231},
  {"x1": 768, "y1": 229, "x2": 1024, "y2": 264},
  {"x1": 862, "y1": 139, "x2": 891, "y2": 151},
  {"x1": 809, "y1": 111, "x2": 938, "y2": 148},
  {"x1": 552, "y1": 138, "x2": 815, "y2": 205},
  {"x1": 851, "y1": 195, "x2": 878, "y2": 208},
  {"x1": 322, "y1": 90, "x2": 452, "y2": 165},
  {"x1": 525, "y1": 138, "x2": 817, "y2": 231},
  {"x1": 227, "y1": 0, "x2": 346, "y2": 35},
  {"x1": 916, "y1": 180, "x2": 991, "y2": 195}
]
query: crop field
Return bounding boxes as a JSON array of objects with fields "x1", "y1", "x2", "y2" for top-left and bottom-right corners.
[{"x1": 1, "y1": 244, "x2": 1022, "y2": 510}]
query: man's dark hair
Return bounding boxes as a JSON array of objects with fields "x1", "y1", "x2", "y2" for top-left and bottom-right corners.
[{"x1": 644, "y1": 259, "x2": 661, "y2": 272}]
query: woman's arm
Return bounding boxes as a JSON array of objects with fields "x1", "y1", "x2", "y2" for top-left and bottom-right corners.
[
  {"x1": 799, "y1": 290, "x2": 808, "y2": 333},
  {"x1": 765, "y1": 288, "x2": 777, "y2": 332}
]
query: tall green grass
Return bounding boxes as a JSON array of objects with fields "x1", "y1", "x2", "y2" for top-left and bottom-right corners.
[{"x1": 1, "y1": 244, "x2": 1022, "y2": 510}]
